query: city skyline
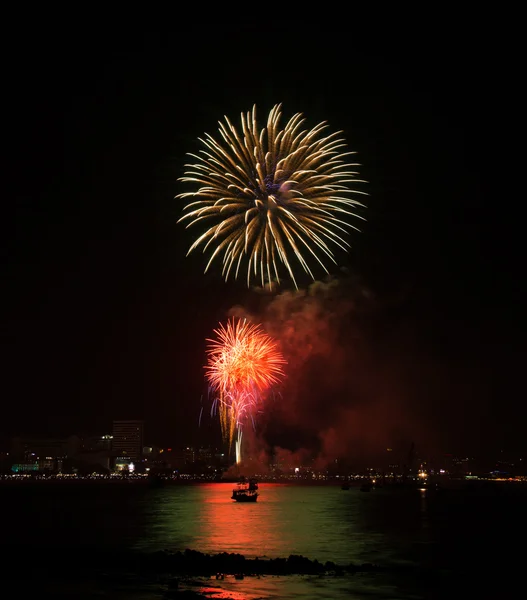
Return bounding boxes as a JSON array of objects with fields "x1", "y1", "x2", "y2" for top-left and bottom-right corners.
[{"x1": 2, "y1": 420, "x2": 524, "y2": 472}]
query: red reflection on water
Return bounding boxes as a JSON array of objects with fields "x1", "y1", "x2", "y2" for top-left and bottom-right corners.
[
  {"x1": 194, "y1": 582, "x2": 252, "y2": 599},
  {"x1": 198, "y1": 483, "x2": 280, "y2": 556}
]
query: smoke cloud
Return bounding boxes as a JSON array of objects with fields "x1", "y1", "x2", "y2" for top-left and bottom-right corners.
[{"x1": 225, "y1": 274, "x2": 435, "y2": 471}]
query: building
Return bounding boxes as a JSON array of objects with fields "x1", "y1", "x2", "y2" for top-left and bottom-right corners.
[
  {"x1": 10, "y1": 435, "x2": 82, "y2": 473},
  {"x1": 72, "y1": 434, "x2": 114, "y2": 473},
  {"x1": 112, "y1": 420, "x2": 144, "y2": 460},
  {"x1": 11, "y1": 435, "x2": 81, "y2": 462},
  {"x1": 79, "y1": 434, "x2": 113, "y2": 453}
]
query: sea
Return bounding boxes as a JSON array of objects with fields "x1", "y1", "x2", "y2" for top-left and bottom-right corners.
[{"x1": 1, "y1": 479, "x2": 524, "y2": 599}]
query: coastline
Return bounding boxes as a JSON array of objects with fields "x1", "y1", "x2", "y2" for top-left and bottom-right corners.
[{"x1": 1, "y1": 474, "x2": 525, "y2": 489}]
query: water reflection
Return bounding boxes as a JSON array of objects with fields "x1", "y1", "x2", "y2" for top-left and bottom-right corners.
[
  {"x1": 136, "y1": 483, "x2": 417, "y2": 565},
  {"x1": 139, "y1": 483, "x2": 334, "y2": 559},
  {"x1": 198, "y1": 483, "x2": 281, "y2": 557},
  {"x1": 196, "y1": 483, "x2": 344, "y2": 559},
  {"x1": 4, "y1": 480, "x2": 525, "y2": 599}
]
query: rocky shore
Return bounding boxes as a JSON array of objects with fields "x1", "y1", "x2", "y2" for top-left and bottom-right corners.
[
  {"x1": 136, "y1": 547, "x2": 382, "y2": 576},
  {"x1": 136, "y1": 549, "x2": 384, "y2": 599},
  {"x1": 5, "y1": 547, "x2": 386, "y2": 598}
]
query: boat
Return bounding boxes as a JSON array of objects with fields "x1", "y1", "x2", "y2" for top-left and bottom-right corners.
[{"x1": 231, "y1": 477, "x2": 259, "y2": 502}]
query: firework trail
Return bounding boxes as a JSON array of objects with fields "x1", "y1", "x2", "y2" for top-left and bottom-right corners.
[
  {"x1": 205, "y1": 317, "x2": 286, "y2": 463},
  {"x1": 177, "y1": 104, "x2": 367, "y2": 289}
]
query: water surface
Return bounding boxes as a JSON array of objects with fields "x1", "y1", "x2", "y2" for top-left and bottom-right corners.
[{"x1": 2, "y1": 480, "x2": 523, "y2": 598}]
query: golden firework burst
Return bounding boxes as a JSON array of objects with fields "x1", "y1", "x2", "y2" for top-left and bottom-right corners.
[{"x1": 177, "y1": 104, "x2": 367, "y2": 288}]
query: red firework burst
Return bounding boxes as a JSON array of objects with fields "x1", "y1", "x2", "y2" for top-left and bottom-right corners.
[{"x1": 205, "y1": 317, "x2": 286, "y2": 462}]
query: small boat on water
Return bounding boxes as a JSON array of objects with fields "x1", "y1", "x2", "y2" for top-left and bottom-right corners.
[{"x1": 231, "y1": 477, "x2": 259, "y2": 502}]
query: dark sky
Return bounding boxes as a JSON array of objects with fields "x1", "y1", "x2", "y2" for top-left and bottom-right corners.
[{"x1": 3, "y1": 24, "x2": 522, "y2": 461}]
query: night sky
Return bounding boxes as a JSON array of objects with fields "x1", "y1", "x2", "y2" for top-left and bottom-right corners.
[{"x1": 3, "y1": 24, "x2": 522, "y2": 462}]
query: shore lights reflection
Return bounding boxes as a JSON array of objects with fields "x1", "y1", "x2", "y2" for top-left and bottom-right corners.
[{"x1": 136, "y1": 483, "x2": 349, "y2": 561}]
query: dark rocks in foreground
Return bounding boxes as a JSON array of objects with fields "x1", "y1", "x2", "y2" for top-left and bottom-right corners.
[
  {"x1": 133, "y1": 548, "x2": 382, "y2": 576},
  {"x1": 4, "y1": 545, "x2": 383, "y2": 580}
]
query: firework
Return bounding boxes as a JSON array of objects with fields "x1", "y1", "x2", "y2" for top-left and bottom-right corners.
[
  {"x1": 205, "y1": 317, "x2": 286, "y2": 463},
  {"x1": 177, "y1": 104, "x2": 367, "y2": 289}
]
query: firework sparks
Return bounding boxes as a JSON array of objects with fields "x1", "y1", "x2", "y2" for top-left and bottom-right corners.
[
  {"x1": 205, "y1": 317, "x2": 286, "y2": 463},
  {"x1": 177, "y1": 104, "x2": 367, "y2": 289}
]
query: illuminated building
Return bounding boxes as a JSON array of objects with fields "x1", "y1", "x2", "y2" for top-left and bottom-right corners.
[
  {"x1": 183, "y1": 447, "x2": 195, "y2": 464},
  {"x1": 112, "y1": 420, "x2": 144, "y2": 460},
  {"x1": 80, "y1": 434, "x2": 113, "y2": 452},
  {"x1": 9, "y1": 436, "x2": 81, "y2": 473},
  {"x1": 11, "y1": 462, "x2": 39, "y2": 473}
]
